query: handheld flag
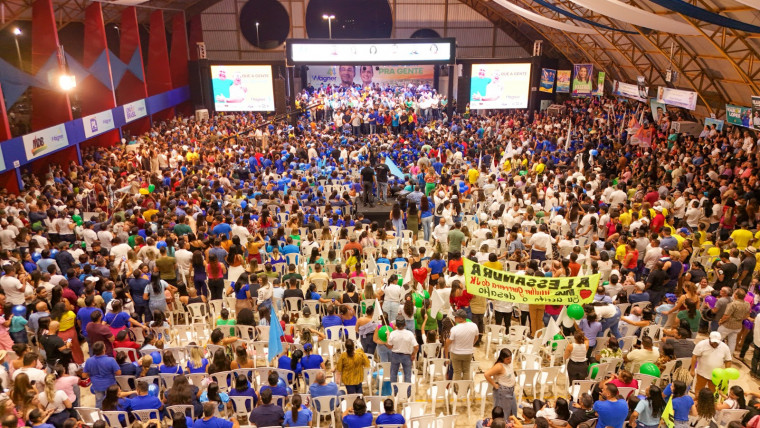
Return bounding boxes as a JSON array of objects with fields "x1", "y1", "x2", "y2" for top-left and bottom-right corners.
[{"x1": 267, "y1": 309, "x2": 284, "y2": 363}]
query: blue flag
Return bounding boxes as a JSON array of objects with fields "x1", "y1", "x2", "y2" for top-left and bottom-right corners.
[
  {"x1": 384, "y1": 156, "x2": 406, "y2": 180},
  {"x1": 267, "y1": 310, "x2": 284, "y2": 363}
]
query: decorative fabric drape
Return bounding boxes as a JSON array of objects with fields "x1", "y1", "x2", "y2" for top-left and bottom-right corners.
[
  {"x1": 491, "y1": 0, "x2": 597, "y2": 34},
  {"x1": 567, "y1": 0, "x2": 700, "y2": 35}
]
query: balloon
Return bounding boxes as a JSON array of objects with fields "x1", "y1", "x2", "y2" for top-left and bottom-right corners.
[
  {"x1": 711, "y1": 368, "x2": 726, "y2": 386},
  {"x1": 241, "y1": 200, "x2": 247, "y2": 209},
  {"x1": 150, "y1": 351, "x2": 161, "y2": 364},
  {"x1": 276, "y1": 377, "x2": 287, "y2": 390},
  {"x1": 639, "y1": 363, "x2": 660, "y2": 377},
  {"x1": 551, "y1": 333, "x2": 563, "y2": 350},
  {"x1": 567, "y1": 304, "x2": 585, "y2": 320},
  {"x1": 724, "y1": 367, "x2": 740, "y2": 380},
  {"x1": 148, "y1": 184, "x2": 156, "y2": 193},
  {"x1": 147, "y1": 384, "x2": 159, "y2": 397},
  {"x1": 139, "y1": 188, "x2": 149, "y2": 195},
  {"x1": 412, "y1": 268, "x2": 427, "y2": 284},
  {"x1": 413, "y1": 293, "x2": 423, "y2": 308},
  {"x1": 588, "y1": 363, "x2": 599, "y2": 379},
  {"x1": 378, "y1": 326, "x2": 393, "y2": 342},
  {"x1": 705, "y1": 295, "x2": 717, "y2": 309},
  {"x1": 72, "y1": 215, "x2": 83, "y2": 227},
  {"x1": 590, "y1": 149, "x2": 598, "y2": 156},
  {"x1": 11, "y1": 305, "x2": 25, "y2": 317},
  {"x1": 746, "y1": 292, "x2": 755, "y2": 304},
  {"x1": 744, "y1": 319, "x2": 754, "y2": 331},
  {"x1": 398, "y1": 277, "x2": 403, "y2": 286}
]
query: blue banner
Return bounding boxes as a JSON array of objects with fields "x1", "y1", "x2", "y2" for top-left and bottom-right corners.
[{"x1": 385, "y1": 156, "x2": 406, "y2": 179}]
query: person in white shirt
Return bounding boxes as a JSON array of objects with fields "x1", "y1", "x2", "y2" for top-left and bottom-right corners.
[
  {"x1": 528, "y1": 224, "x2": 552, "y2": 261},
  {"x1": 378, "y1": 278, "x2": 404, "y2": 322},
  {"x1": 109, "y1": 238, "x2": 132, "y2": 261},
  {"x1": 432, "y1": 218, "x2": 450, "y2": 252},
  {"x1": 692, "y1": 331, "x2": 732, "y2": 392},
  {"x1": 81, "y1": 223, "x2": 98, "y2": 251},
  {"x1": 1, "y1": 265, "x2": 28, "y2": 305},
  {"x1": 446, "y1": 309, "x2": 479, "y2": 380},
  {"x1": 386, "y1": 316, "x2": 418, "y2": 383}
]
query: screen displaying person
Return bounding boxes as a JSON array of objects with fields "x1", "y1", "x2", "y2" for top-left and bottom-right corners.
[
  {"x1": 471, "y1": 68, "x2": 491, "y2": 101},
  {"x1": 360, "y1": 66, "x2": 374, "y2": 87},
  {"x1": 212, "y1": 68, "x2": 233, "y2": 101},
  {"x1": 339, "y1": 66, "x2": 356, "y2": 88},
  {"x1": 216, "y1": 73, "x2": 247, "y2": 103}
]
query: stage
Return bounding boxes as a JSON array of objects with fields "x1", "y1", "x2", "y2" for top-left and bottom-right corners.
[{"x1": 356, "y1": 202, "x2": 392, "y2": 224}]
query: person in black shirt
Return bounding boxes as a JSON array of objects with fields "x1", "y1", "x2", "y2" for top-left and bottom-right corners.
[
  {"x1": 283, "y1": 278, "x2": 305, "y2": 310},
  {"x1": 645, "y1": 261, "x2": 670, "y2": 307},
  {"x1": 375, "y1": 163, "x2": 390, "y2": 205},
  {"x1": 565, "y1": 393, "x2": 595, "y2": 428},
  {"x1": 40, "y1": 320, "x2": 72, "y2": 368},
  {"x1": 360, "y1": 162, "x2": 376, "y2": 207}
]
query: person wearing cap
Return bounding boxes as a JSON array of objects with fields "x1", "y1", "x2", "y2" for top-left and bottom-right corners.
[
  {"x1": 386, "y1": 316, "x2": 418, "y2": 384},
  {"x1": 691, "y1": 330, "x2": 732, "y2": 392},
  {"x1": 718, "y1": 288, "x2": 751, "y2": 354},
  {"x1": 738, "y1": 247, "x2": 757, "y2": 288},
  {"x1": 445, "y1": 309, "x2": 479, "y2": 380}
]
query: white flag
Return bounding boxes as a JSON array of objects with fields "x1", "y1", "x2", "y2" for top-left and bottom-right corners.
[{"x1": 372, "y1": 299, "x2": 382, "y2": 323}]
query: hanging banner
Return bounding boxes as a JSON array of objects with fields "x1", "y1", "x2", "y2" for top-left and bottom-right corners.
[
  {"x1": 750, "y1": 96, "x2": 760, "y2": 131},
  {"x1": 306, "y1": 65, "x2": 435, "y2": 89},
  {"x1": 539, "y1": 68, "x2": 556, "y2": 93},
  {"x1": 123, "y1": 99, "x2": 148, "y2": 123},
  {"x1": 594, "y1": 72, "x2": 605, "y2": 96},
  {"x1": 556, "y1": 70, "x2": 571, "y2": 93},
  {"x1": 704, "y1": 118, "x2": 724, "y2": 132},
  {"x1": 22, "y1": 123, "x2": 69, "y2": 161},
  {"x1": 463, "y1": 258, "x2": 599, "y2": 305},
  {"x1": 572, "y1": 64, "x2": 593, "y2": 96},
  {"x1": 656, "y1": 86, "x2": 697, "y2": 110},
  {"x1": 726, "y1": 104, "x2": 752, "y2": 128},
  {"x1": 82, "y1": 110, "x2": 115, "y2": 139},
  {"x1": 613, "y1": 80, "x2": 648, "y2": 102}
]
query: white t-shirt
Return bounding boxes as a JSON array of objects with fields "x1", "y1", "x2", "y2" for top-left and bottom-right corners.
[
  {"x1": 382, "y1": 284, "x2": 404, "y2": 304},
  {"x1": 12, "y1": 367, "x2": 46, "y2": 384},
  {"x1": 1, "y1": 275, "x2": 25, "y2": 305},
  {"x1": 529, "y1": 232, "x2": 553, "y2": 256},
  {"x1": 38, "y1": 389, "x2": 69, "y2": 413},
  {"x1": 110, "y1": 243, "x2": 132, "y2": 261},
  {"x1": 594, "y1": 304, "x2": 618, "y2": 320},
  {"x1": 387, "y1": 329, "x2": 418, "y2": 355},
  {"x1": 692, "y1": 340, "x2": 732, "y2": 379},
  {"x1": 448, "y1": 322, "x2": 479, "y2": 354}
]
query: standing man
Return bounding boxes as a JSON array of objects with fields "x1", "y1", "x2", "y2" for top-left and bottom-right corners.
[
  {"x1": 375, "y1": 161, "x2": 390, "y2": 206},
  {"x1": 718, "y1": 288, "x2": 751, "y2": 353},
  {"x1": 361, "y1": 162, "x2": 376, "y2": 207},
  {"x1": 592, "y1": 384, "x2": 628, "y2": 428},
  {"x1": 691, "y1": 331, "x2": 732, "y2": 392},
  {"x1": 386, "y1": 316, "x2": 418, "y2": 383},
  {"x1": 528, "y1": 224, "x2": 552, "y2": 261},
  {"x1": 447, "y1": 222, "x2": 465, "y2": 261},
  {"x1": 445, "y1": 309, "x2": 479, "y2": 380},
  {"x1": 83, "y1": 341, "x2": 121, "y2": 408}
]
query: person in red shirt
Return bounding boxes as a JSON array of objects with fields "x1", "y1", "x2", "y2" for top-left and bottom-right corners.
[
  {"x1": 568, "y1": 253, "x2": 582, "y2": 277},
  {"x1": 112, "y1": 329, "x2": 140, "y2": 360},
  {"x1": 622, "y1": 241, "x2": 639, "y2": 278},
  {"x1": 651, "y1": 207, "x2": 665, "y2": 233},
  {"x1": 448, "y1": 253, "x2": 464, "y2": 274}
]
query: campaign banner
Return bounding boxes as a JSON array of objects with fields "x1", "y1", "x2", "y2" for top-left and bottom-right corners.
[
  {"x1": 539, "y1": 68, "x2": 556, "y2": 93},
  {"x1": 594, "y1": 72, "x2": 605, "y2": 96},
  {"x1": 470, "y1": 63, "x2": 532, "y2": 109},
  {"x1": 211, "y1": 65, "x2": 275, "y2": 112},
  {"x1": 726, "y1": 104, "x2": 752, "y2": 128},
  {"x1": 123, "y1": 99, "x2": 148, "y2": 123},
  {"x1": 651, "y1": 98, "x2": 666, "y2": 122},
  {"x1": 82, "y1": 110, "x2": 115, "y2": 139},
  {"x1": 556, "y1": 70, "x2": 571, "y2": 93},
  {"x1": 656, "y1": 86, "x2": 697, "y2": 110},
  {"x1": 704, "y1": 118, "x2": 724, "y2": 132},
  {"x1": 571, "y1": 64, "x2": 593, "y2": 96},
  {"x1": 751, "y1": 96, "x2": 760, "y2": 131},
  {"x1": 463, "y1": 258, "x2": 599, "y2": 305},
  {"x1": 306, "y1": 65, "x2": 435, "y2": 89},
  {"x1": 22, "y1": 123, "x2": 69, "y2": 161},
  {"x1": 613, "y1": 80, "x2": 648, "y2": 102}
]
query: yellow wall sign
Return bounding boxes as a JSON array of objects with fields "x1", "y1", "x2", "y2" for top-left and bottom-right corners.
[{"x1": 463, "y1": 259, "x2": 599, "y2": 305}]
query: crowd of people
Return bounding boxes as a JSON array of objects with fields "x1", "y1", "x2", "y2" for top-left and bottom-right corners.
[{"x1": 0, "y1": 77, "x2": 755, "y2": 428}]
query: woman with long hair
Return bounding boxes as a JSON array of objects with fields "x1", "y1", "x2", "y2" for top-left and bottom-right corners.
[
  {"x1": 159, "y1": 350, "x2": 184, "y2": 375},
  {"x1": 191, "y1": 250, "x2": 209, "y2": 298},
  {"x1": 206, "y1": 254, "x2": 226, "y2": 300},
  {"x1": 230, "y1": 346, "x2": 254, "y2": 370},
  {"x1": 284, "y1": 394, "x2": 312, "y2": 427},
  {"x1": 342, "y1": 396, "x2": 372, "y2": 428},
  {"x1": 186, "y1": 346, "x2": 209, "y2": 374},
  {"x1": 10, "y1": 373, "x2": 34, "y2": 413},
  {"x1": 390, "y1": 203, "x2": 404, "y2": 237},
  {"x1": 716, "y1": 385, "x2": 747, "y2": 410},
  {"x1": 51, "y1": 300, "x2": 84, "y2": 364},
  {"x1": 629, "y1": 385, "x2": 665, "y2": 428},
  {"x1": 207, "y1": 349, "x2": 230, "y2": 375},
  {"x1": 166, "y1": 375, "x2": 202, "y2": 417},
  {"x1": 670, "y1": 381, "x2": 694, "y2": 428},
  {"x1": 689, "y1": 388, "x2": 717, "y2": 425},
  {"x1": 38, "y1": 373, "x2": 73, "y2": 427},
  {"x1": 484, "y1": 348, "x2": 517, "y2": 418},
  {"x1": 336, "y1": 339, "x2": 370, "y2": 394},
  {"x1": 143, "y1": 265, "x2": 177, "y2": 314},
  {"x1": 227, "y1": 272, "x2": 252, "y2": 313},
  {"x1": 229, "y1": 373, "x2": 258, "y2": 406},
  {"x1": 101, "y1": 384, "x2": 128, "y2": 417}
]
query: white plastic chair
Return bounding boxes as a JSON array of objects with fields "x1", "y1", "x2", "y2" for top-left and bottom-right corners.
[
  {"x1": 484, "y1": 324, "x2": 507, "y2": 356},
  {"x1": 311, "y1": 395, "x2": 339, "y2": 428},
  {"x1": 75, "y1": 408, "x2": 103, "y2": 425},
  {"x1": 229, "y1": 396, "x2": 255, "y2": 421},
  {"x1": 633, "y1": 373, "x2": 659, "y2": 395},
  {"x1": 401, "y1": 402, "x2": 428, "y2": 421},
  {"x1": 538, "y1": 366, "x2": 562, "y2": 400},
  {"x1": 447, "y1": 380, "x2": 473, "y2": 417},
  {"x1": 132, "y1": 409, "x2": 160, "y2": 423},
  {"x1": 391, "y1": 382, "x2": 414, "y2": 408},
  {"x1": 518, "y1": 369, "x2": 540, "y2": 400},
  {"x1": 569, "y1": 380, "x2": 596, "y2": 403},
  {"x1": 425, "y1": 358, "x2": 449, "y2": 383},
  {"x1": 101, "y1": 411, "x2": 127, "y2": 427},
  {"x1": 426, "y1": 380, "x2": 449, "y2": 414},
  {"x1": 410, "y1": 414, "x2": 436, "y2": 428}
]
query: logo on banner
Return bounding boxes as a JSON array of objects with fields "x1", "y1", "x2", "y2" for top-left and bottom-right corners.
[
  {"x1": 22, "y1": 124, "x2": 69, "y2": 160},
  {"x1": 123, "y1": 100, "x2": 147, "y2": 123},
  {"x1": 31, "y1": 136, "x2": 46, "y2": 155},
  {"x1": 90, "y1": 118, "x2": 98, "y2": 134},
  {"x1": 126, "y1": 106, "x2": 136, "y2": 120},
  {"x1": 83, "y1": 110, "x2": 115, "y2": 139}
]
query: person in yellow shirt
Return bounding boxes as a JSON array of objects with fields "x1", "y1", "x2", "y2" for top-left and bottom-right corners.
[
  {"x1": 753, "y1": 230, "x2": 760, "y2": 248},
  {"x1": 483, "y1": 254, "x2": 503, "y2": 271},
  {"x1": 143, "y1": 202, "x2": 159, "y2": 222},
  {"x1": 728, "y1": 228, "x2": 753, "y2": 249},
  {"x1": 619, "y1": 210, "x2": 632, "y2": 228},
  {"x1": 467, "y1": 166, "x2": 480, "y2": 185}
]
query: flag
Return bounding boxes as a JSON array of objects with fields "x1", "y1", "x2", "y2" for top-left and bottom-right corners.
[
  {"x1": 372, "y1": 299, "x2": 382, "y2": 323},
  {"x1": 267, "y1": 310, "x2": 284, "y2": 363},
  {"x1": 662, "y1": 397, "x2": 674, "y2": 428},
  {"x1": 531, "y1": 316, "x2": 561, "y2": 354},
  {"x1": 430, "y1": 288, "x2": 451, "y2": 318},
  {"x1": 565, "y1": 120, "x2": 572, "y2": 150},
  {"x1": 384, "y1": 156, "x2": 405, "y2": 180}
]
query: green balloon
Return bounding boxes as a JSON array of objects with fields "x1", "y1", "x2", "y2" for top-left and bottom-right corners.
[
  {"x1": 712, "y1": 368, "x2": 726, "y2": 386},
  {"x1": 398, "y1": 277, "x2": 403, "y2": 286},
  {"x1": 588, "y1": 363, "x2": 599, "y2": 379},
  {"x1": 725, "y1": 367, "x2": 740, "y2": 380},
  {"x1": 639, "y1": 363, "x2": 661, "y2": 378},
  {"x1": 148, "y1": 184, "x2": 156, "y2": 193},
  {"x1": 567, "y1": 304, "x2": 585, "y2": 320},
  {"x1": 413, "y1": 293, "x2": 423, "y2": 308},
  {"x1": 423, "y1": 290, "x2": 430, "y2": 299},
  {"x1": 551, "y1": 333, "x2": 563, "y2": 350},
  {"x1": 72, "y1": 215, "x2": 83, "y2": 227},
  {"x1": 378, "y1": 326, "x2": 393, "y2": 342}
]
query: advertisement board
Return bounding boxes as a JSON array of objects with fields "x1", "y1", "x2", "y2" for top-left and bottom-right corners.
[
  {"x1": 613, "y1": 80, "x2": 648, "y2": 102},
  {"x1": 572, "y1": 64, "x2": 593, "y2": 96},
  {"x1": 556, "y1": 70, "x2": 571, "y2": 93},
  {"x1": 726, "y1": 104, "x2": 752, "y2": 128},
  {"x1": 123, "y1": 99, "x2": 147, "y2": 123},
  {"x1": 469, "y1": 63, "x2": 531, "y2": 109},
  {"x1": 750, "y1": 96, "x2": 760, "y2": 130},
  {"x1": 83, "y1": 110, "x2": 116, "y2": 139},
  {"x1": 22, "y1": 123, "x2": 69, "y2": 161},
  {"x1": 288, "y1": 39, "x2": 455, "y2": 64},
  {"x1": 211, "y1": 65, "x2": 275, "y2": 112},
  {"x1": 656, "y1": 86, "x2": 698, "y2": 110},
  {"x1": 306, "y1": 65, "x2": 434, "y2": 89}
]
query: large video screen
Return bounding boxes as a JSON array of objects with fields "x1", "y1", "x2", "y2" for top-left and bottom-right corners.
[
  {"x1": 287, "y1": 38, "x2": 456, "y2": 65},
  {"x1": 470, "y1": 63, "x2": 531, "y2": 110},
  {"x1": 210, "y1": 65, "x2": 275, "y2": 112},
  {"x1": 306, "y1": 65, "x2": 435, "y2": 89}
]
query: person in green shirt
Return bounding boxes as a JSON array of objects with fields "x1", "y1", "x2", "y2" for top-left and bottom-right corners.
[
  {"x1": 174, "y1": 216, "x2": 193, "y2": 236},
  {"x1": 415, "y1": 299, "x2": 443, "y2": 337},
  {"x1": 447, "y1": 222, "x2": 465, "y2": 258},
  {"x1": 216, "y1": 308, "x2": 236, "y2": 336}
]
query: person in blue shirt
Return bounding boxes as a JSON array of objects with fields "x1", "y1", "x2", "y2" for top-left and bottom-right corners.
[
  {"x1": 124, "y1": 379, "x2": 164, "y2": 417},
  {"x1": 592, "y1": 383, "x2": 628, "y2": 428},
  {"x1": 300, "y1": 343, "x2": 325, "y2": 370},
  {"x1": 322, "y1": 305, "x2": 343, "y2": 333},
  {"x1": 229, "y1": 374, "x2": 258, "y2": 407},
  {"x1": 194, "y1": 402, "x2": 240, "y2": 428},
  {"x1": 375, "y1": 398, "x2": 406, "y2": 427},
  {"x1": 284, "y1": 394, "x2": 313, "y2": 427},
  {"x1": 76, "y1": 296, "x2": 102, "y2": 340},
  {"x1": 277, "y1": 349, "x2": 304, "y2": 380},
  {"x1": 376, "y1": 249, "x2": 391, "y2": 265},
  {"x1": 309, "y1": 371, "x2": 340, "y2": 398},
  {"x1": 83, "y1": 341, "x2": 122, "y2": 408},
  {"x1": 158, "y1": 350, "x2": 185, "y2": 374},
  {"x1": 260, "y1": 372, "x2": 288, "y2": 397},
  {"x1": 212, "y1": 221, "x2": 232, "y2": 238},
  {"x1": 670, "y1": 381, "x2": 694, "y2": 426},
  {"x1": 200, "y1": 382, "x2": 230, "y2": 413},
  {"x1": 342, "y1": 396, "x2": 373, "y2": 428},
  {"x1": 280, "y1": 237, "x2": 300, "y2": 255}
]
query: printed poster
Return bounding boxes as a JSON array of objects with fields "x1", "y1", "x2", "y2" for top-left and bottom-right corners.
[
  {"x1": 613, "y1": 80, "x2": 648, "y2": 102},
  {"x1": 751, "y1": 96, "x2": 760, "y2": 131},
  {"x1": 572, "y1": 64, "x2": 593, "y2": 96},
  {"x1": 594, "y1": 72, "x2": 605, "y2": 96},
  {"x1": 22, "y1": 123, "x2": 69, "y2": 161},
  {"x1": 556, "y1": 70, "x2": 571, "y2": 93},
  {"x1": 463, "y1": 258, "x2": 599, "y2": 305},
  {"x1": 539, "y1": 68, "x2": 556, "y2": 93},
  {"x1": 704, "y1": 118, "x2": 724, "y2": 132},
  {"x1": 306, "y1": 65, "x2": 435, "y2": 89},
  {"x1": 83, "y1": 110, "x2": 115, "y2": 139},
  {"x1": 656, "y1": 86, "x2": 698, "y2": 110},
  {"x1": 726, "y1": 104, "x2": 752, "y2": 128}
]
